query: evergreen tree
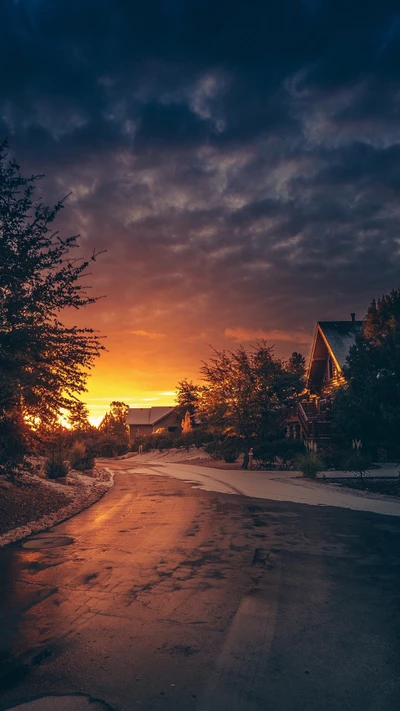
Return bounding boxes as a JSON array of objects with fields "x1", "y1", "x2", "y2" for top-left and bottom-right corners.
[{"x1": 333, "y1": 289, "x2": 400, "y2": 457}]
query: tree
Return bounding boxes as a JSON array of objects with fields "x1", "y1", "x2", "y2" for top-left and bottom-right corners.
[
  {"x1": 175, "y1": 379, "x2": 201, "y2": 424},
  {"x1": 333, "y1": 289, "x2": 400, "y2": 457},
  {"x1": 98, "y1": 401, "x2": 130, "y2": 454},
  {"x1": 0, "y1": 141, "x2": 104, "y2": 469},
  {"x1": 68, "y1": 401, "x2": 92, "y2": 434},
  {"x1": 199, "y1": 342, "x2": 305, "y2": 468},
  {"x1": 181, "y1": 411, "x2": 193, "y2": 434}
]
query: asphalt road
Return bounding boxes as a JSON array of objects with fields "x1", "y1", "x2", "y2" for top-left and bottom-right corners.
[
  {"x1": 125, "y1": 461, "x2": 400, "y2": 516},
  {"x1": 1, "y1": 461, "x2": 400, "y2": 711}
]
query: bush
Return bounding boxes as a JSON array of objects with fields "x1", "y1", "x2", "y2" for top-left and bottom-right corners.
[
  {"x1": 0, "y1": 413, "x2": 29, "y2": 475},
  {"x1": 174, "y1": 431, "x2": 195, "y2": 450},
  {"x1": 221, "y1": 437, "x2": 242, "y2": 463},
  {"x1": 253, "y1": 439, "x2": 305, "y2": 469},
  {"x1": 316, "y1": 445, "x2": 350, "y2": 470},
  {"x1": 155, "y1": 431, "x2": 176, "y2": 451},
  {"x1": 45, "y1": 452, "x2": 69, "y2": 479},
  {"x1": 204, "y1": 437, "x2": 242, "y2": 462},
  {"x1": 130, "y1": 434, "x2": 146, "y2": 452},
  {"x1": 94, "y1": 436, "x2": 128, "y2": 457},
  {"x1": 295, "y1": 453, "x2": 325, "y2": 479},
  {"x1": 204, "y1": 441, "x2": 224, "y2": 459},
  {"x1": 68, "y1": 441, "x2": 95, "y2": 471},
  {"x1": 343, "y1": 453, "x2": 372, "y2": 476},
  {"x1": 192, "y1": 428, "x2": 214, "y2": 448}
]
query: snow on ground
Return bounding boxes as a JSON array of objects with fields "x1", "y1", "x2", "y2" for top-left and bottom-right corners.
[
  {"x1": 0, "y1": 468, "x2": 114, "y2": 549},
  {"x1": 120, "y1": 447, "x2": 211, "y2": 464},
  {"x1": 124, "y1": 462, "x2": 400, "y2": 517},
  {"x1": 122, "y1": 448, "x2": 400, "y2": 478}
]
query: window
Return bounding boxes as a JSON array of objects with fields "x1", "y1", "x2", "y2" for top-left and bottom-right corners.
[{"x1": 328, "y1": 357, "x2": 333, "y2": 380}]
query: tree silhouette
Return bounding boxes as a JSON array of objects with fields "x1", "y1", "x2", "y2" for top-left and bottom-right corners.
[
  {"x1": 334, "y1": 289, "x2": 400, "y2": 457},
  {"x1": 199, "y1": 342, "x2": 305, "y2": 468},
  {"x1": 0, "y1": 141, "x2": 104, "y2": 469}
]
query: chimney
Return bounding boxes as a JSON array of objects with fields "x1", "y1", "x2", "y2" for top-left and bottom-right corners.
[{"x1": 350, "y1": 312, "x2": 355, "y2": 322}]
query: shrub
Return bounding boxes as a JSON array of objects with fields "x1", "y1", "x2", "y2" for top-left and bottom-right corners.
[
  {"x1": 94, "y1": 436, "x2": 128, "y2": 457},
  {"x1": 155, "y1": 431, "x2": 176, "y2": 451},
  {"x1": 141, "y1": 435, "x2": 155, "y2": 453},
  {"x1": 45, "y1": 452, "x2": 69, "y2": 479},
  {"x1": 316, "y1": 445, "x2": 350, "y2": 470},
  {"x1": 295, "y1": 453, "x2": 325, "y2": 479},
  {"x1": 204, "y1": 437, "x2": 242, "y2": 462},
  {"x1": 174, "y1": 431, "x2": 195, "y2": 450},
  {"x1": 0, "y1": 413, "x2": 29, "y2": 476},
  {"x1": 130, "y1": 434, "x2": 146, "y2": 452},
  {"x1": 204, "y1": 441, "x2": 224, "y2": 459},
  {"x1": 253, "y1": 439, "x2": 305, "y2": 469},
  {"x1": 68, "y1": 441, "x2": 95, "y2": 471},
  {"x1": 192, "y1": 428, "x2": 214, "y2": 448},
  {"x1": 343, "y1": 453, "x2": 372, "y2": 479},
  {"x1": 221, "y1": 440, "x2": 241, "y2": 463}
]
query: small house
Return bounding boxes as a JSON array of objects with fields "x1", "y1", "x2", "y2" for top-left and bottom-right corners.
[{"x1": 126, "y1": 406, "x2": 181, "y2": 442}]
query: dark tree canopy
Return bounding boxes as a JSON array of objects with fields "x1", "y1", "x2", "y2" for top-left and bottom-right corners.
[
  {"x1": 0, "y1": 141, "x2": 104, "y2": 426},
  {"x1": 199, "y1": 342, "x2": 305, "y2": 468},
  {"x1": 174, "y1": 379, "x2": 201, "y2": 422},
  {"x1": 99, "y1": 401, "x2": 129, "y2": 440},
  {"x1": 333, "y1": 289, "x2": 400, "y2": 456}
]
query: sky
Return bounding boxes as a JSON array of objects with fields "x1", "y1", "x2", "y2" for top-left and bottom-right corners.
[{"x1": 2, "y1": 1, "x2": 400, "y2": 424}]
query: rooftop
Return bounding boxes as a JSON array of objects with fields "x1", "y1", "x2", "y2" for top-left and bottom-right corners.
[
  {"x1": 126, "y1": 406, "x2": 175, "y2": 426},
  {"x1": 318, "y1": 320, "x2": 362, "y2": 368}
]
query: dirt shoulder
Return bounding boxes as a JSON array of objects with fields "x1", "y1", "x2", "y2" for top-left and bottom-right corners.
[{"x1": 0, "y1": 467, "x2": 114, "y2": 548}]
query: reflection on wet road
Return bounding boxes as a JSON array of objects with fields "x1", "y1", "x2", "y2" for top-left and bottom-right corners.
[{"x1": 1, "y1": 463, "x2": 400, "y2": 711}]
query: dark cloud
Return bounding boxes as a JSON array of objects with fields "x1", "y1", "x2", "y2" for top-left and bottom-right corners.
[{"x1": 1, "y1": 0, "x2": 400, "y2": 408}]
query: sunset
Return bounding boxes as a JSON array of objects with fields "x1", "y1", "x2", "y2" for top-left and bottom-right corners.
[
  {"x1": 3, "y1": 2, "x2": 400, "y2": 424},
  {"x1": 2, "y1": 2, "x2": 400, "y2": 710}
]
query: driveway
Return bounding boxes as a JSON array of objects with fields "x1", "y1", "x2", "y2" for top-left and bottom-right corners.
[{"x1": 1, "y1": 464, "x2": 400, "y2": 711}]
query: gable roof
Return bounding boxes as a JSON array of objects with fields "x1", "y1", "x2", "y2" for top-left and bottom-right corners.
[
  {"x1": 318, "y1": 321, "x2": 362, "y2": 369},
  {"x1": 126, "y1": 406, "x2": 175, "y2": 426},
  {"x1": 306, "y1": 319, "x2": 362, "y2": 391}
]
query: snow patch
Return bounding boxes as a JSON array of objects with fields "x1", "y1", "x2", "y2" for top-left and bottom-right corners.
[{"x1": 0, "y1": 467, "x2": 114, "y2": 549}]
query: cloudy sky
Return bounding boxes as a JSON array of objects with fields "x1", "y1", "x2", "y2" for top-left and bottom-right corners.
[{"x1": 2, "y1": 0, "x2": 400, "y2": 422}]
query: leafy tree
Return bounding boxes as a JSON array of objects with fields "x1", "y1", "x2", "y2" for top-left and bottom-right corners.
[
  {"x1": 175, "y1": 379, "x2": 201, "y2": 423},
  {"x1": 199, "y1": 342, "x2": 305, "y2": 468},
  {"x1": 68, "y1": 401, "x2": 92, "y2": 434},
  {"x1": 333, "y1": 289, "x2": 400, "y2": 457},
  {"x1": 0, "y1": 141, "x2": 104, "y2": 469},
  {"x1": 98, "y1": 401, "x2": 130, "y2": 455}
]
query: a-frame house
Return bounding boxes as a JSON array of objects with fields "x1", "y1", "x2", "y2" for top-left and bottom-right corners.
[{"x1": 286, "y1": 314, "x2": 362, "y2": 443}]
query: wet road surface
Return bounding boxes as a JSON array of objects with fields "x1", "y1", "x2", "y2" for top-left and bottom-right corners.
[
  {"x1": 127, "y1": 461, "x2": 400, "y2": 516},
  {"x1": 1, "y1": 461, "x2": 400, "y2": 710}
]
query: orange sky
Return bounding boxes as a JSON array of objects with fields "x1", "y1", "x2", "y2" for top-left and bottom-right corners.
[{"x1": 81, "y1": 298, "x2": 314, "y2": 425}]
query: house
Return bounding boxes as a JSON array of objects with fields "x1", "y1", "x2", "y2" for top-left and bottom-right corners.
[
  {"x1": 286, "y1": 314, "x2": 362, "y2": 443},
  {"x1": 126, "y1": 406, "x2": 181, "y2": 442}
]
